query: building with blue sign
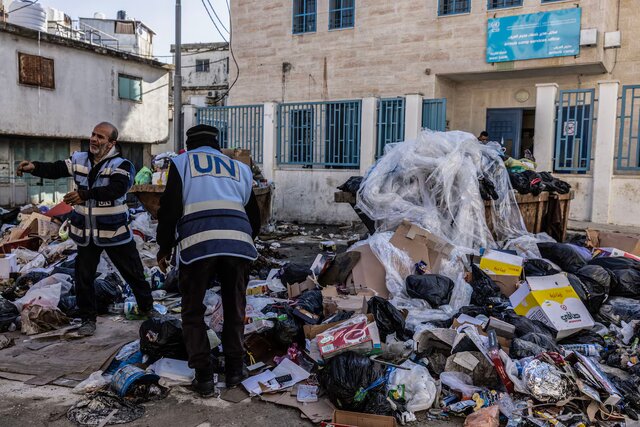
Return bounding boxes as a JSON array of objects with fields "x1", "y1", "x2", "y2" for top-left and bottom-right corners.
[{"x1": 223, "y1": 0, "x2": 639, "y2": 227}]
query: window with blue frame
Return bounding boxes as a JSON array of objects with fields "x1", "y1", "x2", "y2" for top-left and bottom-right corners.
[
  {"x1": 488, "y1": 0, "x2": 522, "y2": 9},
  {"x1": 293, "y1": 0, "x2": 316, "y2": 34},
  {"x1": 329, "y1": 0, "x2": 354, "y2": 30},
  {"x1": 438, "y1": 0, "x2": 470, "y2": 16},
  {"x1": 289, "y1": 109, "x2": 314, "y2": 164}
]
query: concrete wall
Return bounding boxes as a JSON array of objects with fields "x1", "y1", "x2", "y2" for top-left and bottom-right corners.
[
  {"x1": 180, "y1": 47, "x2": 228, "y2": 89},
  {"x1": 0, "y1": 30, "x2": 170, "y2": 144},
  {"x1": 272, "y1": 169, "x2": 359, "y2": 223}
]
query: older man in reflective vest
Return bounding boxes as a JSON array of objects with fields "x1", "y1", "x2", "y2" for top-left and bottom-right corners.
[
  {"x1": 156, "y1": 124, "x2": 260, "y2": 397},
  {"x1": 17, "y1": 122, "x2": 154, "y2": 336}
]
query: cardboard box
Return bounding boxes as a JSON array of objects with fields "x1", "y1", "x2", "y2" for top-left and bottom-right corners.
[
  {"x1": 20, "y1": 213, "x2": 59, "y2": 239},
  {"x1": 451, "y1": 315, "x2": 511, "y2": 352},
  {"x1": 593, "y1": 247, "x2": 640, "y2": 262},
  {"x1": 587, "y1": 229, "x2": 640, "y2": 256},
  {"x1": 287, "y1": 278, "x2": 317, "y2": 299},
  {"x1": 0, "y1": 254, "x2": 17, "y2": 279},
  {"x1": 510, "y1": 273, "x2": 595, "y2": 339},
  {"x1": 479, "y1": 250, "x2": 523, "y2": 277},
  {"x1": 325, "y1": 410, "x2": 396, "y2": 427},
  {"x1": 389, "y1": 221, "x2": 455, "y2": 273},
  {"x1": 316, "y1": 317, "x2": 380, "y2": 359},
  {"x1": 222, "y1": 148, "x2": 251, "y2": 167},
  {"x1": 322, "y1": 295, "x2": 368, "y2": 316},
  {"x1": 347, "y1": 244, "x2": 389, "y2": 299},
  {"x1": 485, "y1": 271, "x2": 521, "y2": 297},
  {"x1": 303, "y1": 314, "x2": 375, "y2": 339}
]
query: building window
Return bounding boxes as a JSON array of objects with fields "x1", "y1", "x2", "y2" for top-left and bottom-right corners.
[
  {"x1": 293, "y1": 0, "x2": 316, "y2": 34},
  {"x1": 18, "y1": 53, "x2": 55, "y2": 89},
  {"x1": 488, "y1": 0, "x2": 522, "y2": 9},
  {"x1": 329, "y1": 0, "x2": 354, "y2": 30},
  {"x1": 118, "y1": 74, "x2": 142, "y2": 102},
  {"x1": 438, "y1": 0, "x2": 470, "y2": 15},
  {"x1": 196, "y1": 59, "x2": 210, "y2": 72}
]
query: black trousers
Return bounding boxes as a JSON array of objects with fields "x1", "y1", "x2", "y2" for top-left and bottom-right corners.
[
  {"x1": 179, "y1": 256, "x2": 250, "y2": 372},
  {"x1": 75, "y1": 239, "x2": 153, "y2": 321}
]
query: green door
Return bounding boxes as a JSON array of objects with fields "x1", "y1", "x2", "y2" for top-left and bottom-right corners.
[{"x1": 13, "y1": 139, "x2": 70, "y2": 204}]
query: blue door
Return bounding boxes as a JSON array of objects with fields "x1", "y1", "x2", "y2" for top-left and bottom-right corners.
[{"x1": 486, "y1": 108, "x2": 522, "y2": 158}]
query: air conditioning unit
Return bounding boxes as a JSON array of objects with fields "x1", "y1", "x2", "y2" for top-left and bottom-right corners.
[{"x1": 605, "y1": 31, "x2": 621, "y2": 49}]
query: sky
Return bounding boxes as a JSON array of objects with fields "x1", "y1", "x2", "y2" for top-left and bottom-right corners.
[{"x1": 27, "y1": 0, "x2": 230, "y2": 62}]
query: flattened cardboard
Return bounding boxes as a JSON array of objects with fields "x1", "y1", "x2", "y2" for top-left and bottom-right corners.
[
  {"x1": 332, "y1": 410, "x2": 396, "y2": 427},
  {"x1": 288, "y1": 278, "x2": 317, "y2": 299},
  {"x1": 348, "y1": 244, "x2": 388, "y2": 298},
  {"x1": 389, "y1": 221, "x2": 454, "y2": 273},
  {"x1": 323, "y1": 295, "x2": 368, "y2": 316},
  {"x1": 261, "y1": 393, "x2": 335, "y2": 423},
  {"x1": 587, "y1": 228, "x2": 640, "y2": 256}
]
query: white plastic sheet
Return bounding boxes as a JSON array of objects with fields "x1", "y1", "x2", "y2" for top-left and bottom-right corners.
[{"x1": 388, "y1": 360, "x2": 437, "y2": 413}]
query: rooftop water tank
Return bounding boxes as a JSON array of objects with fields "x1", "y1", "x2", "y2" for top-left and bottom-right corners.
[
  {"x1": 93, "y1": 11, "x2": 106, "y2": 20},
  {"x1": 117, "y1": 10, "x2": 126, "y2": 20},
  {"x1": 7, "y1": 0, "x2": 47, "y2": 32}
]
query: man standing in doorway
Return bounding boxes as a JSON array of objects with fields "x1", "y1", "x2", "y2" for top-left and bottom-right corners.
[
  {"x1": 156, "y1": 124, "x2": 260, "y2": 396},
  {"x1": 16, "y1": 122, "x2": 155, "y2": 336}
]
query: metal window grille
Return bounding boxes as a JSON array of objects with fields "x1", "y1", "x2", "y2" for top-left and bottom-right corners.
[
  {"x1": 329, "y1": 0, "x2": 354, "y2": 30},
  {"x1": 376, "y1": 98, "x2": 405, "y2": 159},
  {"x1": 293, "y1": 0, "x2": 316, "y2": 34},
  {"x1": 554, "y1": 89, "x2": 595, "y2": 173},
  {"x1": 617, "y1": 85, "x2": 640, "y2": 172},
  {"x1": 422, "y1": 98, "x2": 447, "y2": 131},
  {"x1": 196, "y1": 105, "x2": 264, "y2": 163},
  {"x1": 487, "y1": 0, "x2": 522, "y2": 10},
  {"x1": 438, "y1": 0, "x2": 470, "y2": 16},
  {"x1": 277, "y1": 100, "x2": 361, "y2": 168}
]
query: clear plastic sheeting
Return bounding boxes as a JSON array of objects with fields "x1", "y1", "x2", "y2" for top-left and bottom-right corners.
[{"x1": 356, "y1": 130, "x2": 529, "y2": 249}]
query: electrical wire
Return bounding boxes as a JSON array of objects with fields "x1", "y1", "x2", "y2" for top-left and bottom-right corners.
[
  {"x1": 201, "y1": 0, "x2": 229, "y2": 42},
  {"x1": 206, "y1": 0, "x2": 229, "y2": 34},
  {"x1": 6, "y1": 0, "x2": 40, "y2": 14}
]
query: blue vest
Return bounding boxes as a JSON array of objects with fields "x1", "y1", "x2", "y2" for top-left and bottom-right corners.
[
  {"x1": 68, "y1": 151, "x2": 135, "y2": 247},
  {"x1": 172, "y1": 146, "x2": 257, "y2": 264}
]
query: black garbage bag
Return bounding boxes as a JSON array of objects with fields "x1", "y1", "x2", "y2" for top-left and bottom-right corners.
[
  {"x1": 568, "y1": 265, "x2": 612, "y2": 312},
  {"x1": 337, "y1": 176, "x2": 364, "y2": 195},
  {"x1": 263, "y1": 304, "x2": 303, "y2": 347},
  {"x1": 520, "y1": 332, "x2": 559, "y2": 352},
  {"x1": 162, "y1": 269, "x2": 180, "y2": 294},
  {"x1": 588, "y1": 257, "x2": 640, "y2": 298},
  {"x1": 558, "y1": 329, "x2": 606, "y2": 347},
  {"x1": 524, "y1": 259, "x2": 560, "y2": 277},
  {"x1": 508, "y1": 172, "x2": 531, "y2": 194},
  {"x1": 0, "y1": 207, "x2": 20, "y2": 224},
  {"x1": 323, "y1": 311, "x2": 354, "y2": 324},
  {"x1": 319, "y1": 351, "x2": 386, "y2": 412},
  {"x1": 538, "y1": 242, "x2": 587, "y2": 273},
  {"x1": 367, "y1": 296, "x2": 410, "y2": 341},
  {"x1": 523, "y1": 170, "x2": 545, "y2": 196},
  {"x1": 510, "y1": 338, "x2": 548, "y2": 359},
  {"x1": 498, "y1": 310, "x2": 556, "y2": 338},
  {"x1": 599, "y1": 297, "x2": 640, "y2": 326},
  {"x1": 479, "y1": 176, "x2": 499, "y2": 201},
  {"x1": 589, "y1": 256, "x2": 640, "y2": 270},
  {"x1": 539, "y1": 172, "x2": 572, "y2": 194},
  {"x1": 406, "y1": 274, "x2": 454, "y2": 306},
  {"x1": 140, "y1": 316, "x2": 188, "y2": 362},
  {"x1": 469, "y1": 264, "x2": 502, "y2": 306},
  {"x1": 361, "y1": 391, "x2": 394, "y2": 416},
  {"x1": 279, "y1": 263, "x2": 311, "y2": 286},
  {"x1": 1, "y1": 271, "x2": 49, "y2": 301},
  {"x1": 94, "y1": 273, "x2": 124, "y2": 314},
  {"x1": 58, "y1": 295, "x2": 80, "y2": 318},
  {"x1": 0, "y1": 298, "x2": 19, "y2": 332},
  {"x1": 295, "y1": 289, "x2": 323, "y2": 316}
]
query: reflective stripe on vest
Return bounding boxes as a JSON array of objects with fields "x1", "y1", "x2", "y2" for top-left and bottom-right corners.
[
  {"x1": 68, "y1": 151, "x2": 134, "y2": 247},
  {"x1": 172, "y1": 146, "x2": 257, "y2": 264}
]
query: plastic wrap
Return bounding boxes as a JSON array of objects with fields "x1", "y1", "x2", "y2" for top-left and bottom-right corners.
[
  {"x1": 388, "y1": 360, "x2": 437, "y2": 413},
  {"x1": 356, "y1": 130, "x2": 528, "y2": 248},
  {"x1": 439, "y1": 371, "x2": 483, "y2": 397}
]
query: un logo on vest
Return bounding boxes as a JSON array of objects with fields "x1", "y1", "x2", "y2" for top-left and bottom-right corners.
[{"x1": 189, "y1": 153, "x2": 240, "y2": 181}]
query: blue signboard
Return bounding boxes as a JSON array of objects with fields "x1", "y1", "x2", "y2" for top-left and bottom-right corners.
[{"x1": 487, "y1": 8, "x2": 581, "y2": 63}]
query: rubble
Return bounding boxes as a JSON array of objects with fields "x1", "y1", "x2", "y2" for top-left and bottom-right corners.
[{"x1": 3, "y1": 130, "x2": 640, "y2": 426}]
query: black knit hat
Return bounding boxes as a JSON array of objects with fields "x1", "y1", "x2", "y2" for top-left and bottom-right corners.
[{"x1": 185, "y1": 124, "x2": 220, "y2": 150}]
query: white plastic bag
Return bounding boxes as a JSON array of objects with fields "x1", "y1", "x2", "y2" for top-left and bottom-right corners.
[
  {"x1": 388, "y1": 360, "x2": 437, "y2": 413},
  {"x1": 148, "y1": 358, "x2": 195, "y2": 385},
  {"x1": 440, "y1": 371, "x2": 483, "y2": 397},
  {"x1": 13, "y1": 273, "x2": 73, "y2": 310},
  {"x1": 73, "y1": 370, "x2": 111, "y2": 394}
]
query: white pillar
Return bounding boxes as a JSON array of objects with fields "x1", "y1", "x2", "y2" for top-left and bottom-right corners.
[
  {"x1": 360, "y1": 97, "x2": 377, "y2": 175},
  {"x1": 262, "y1": 102, "x2": 278, "y2": 182},
  {"x1": 404, "y1": 93, "x2": 423, "y2": 141},
  {"x1": 591, "y1": 80, "x2": 620, "y2": 224},
  {"x1": 533, "y1": 83, "x2": 559, "y2": 171},
  {"x1": 182, "y1": 104, "x2": 197, "y2": 146}
]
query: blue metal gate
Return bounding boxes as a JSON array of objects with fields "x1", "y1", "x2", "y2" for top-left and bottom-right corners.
[
  {"x1": 376, "y1": 98, "x2": 405, "y2": 158},
  {"x1": 617, "y1": 85, "x2": 640, "y2": 172},
  {"x1": 422, "y1": 98, "x2": 447, "y2": 131},
  {"x1": 554, "y1": 89, "x2": 595, "y2": 173},
  {"x1": 196, "y1": 105, "x2": 264, "y2": 163}
]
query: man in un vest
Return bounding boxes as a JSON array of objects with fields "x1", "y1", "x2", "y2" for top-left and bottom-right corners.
[
  {"x1": 156, "y1": 124, "x2": 260, "y2": 396},
  {"x1": 16, "y1": 122, "x2": 154, "y2": 336}
]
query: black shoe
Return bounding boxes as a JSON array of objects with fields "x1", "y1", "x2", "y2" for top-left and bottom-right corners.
[
  {"x1": 192, "y1": 378, "x2": 218, "y2": 397},
  {"x1": 77, "y1": 320, "x2": 96, "y2": 336},
  {"x1": 224, "y1": 371, "x2": 247, "y2": 388},
  {"x1": 224, "y1": 358, "x2": 248, "y2": 388}
]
